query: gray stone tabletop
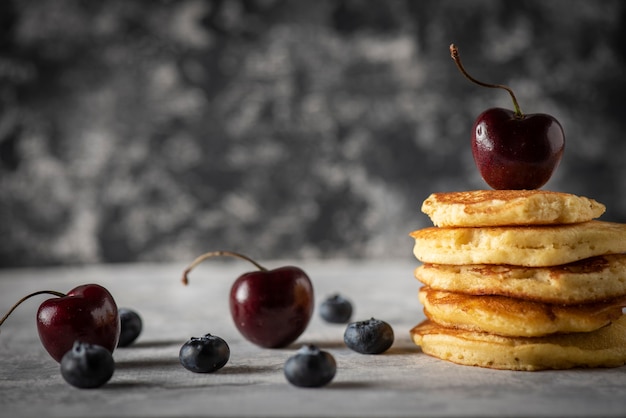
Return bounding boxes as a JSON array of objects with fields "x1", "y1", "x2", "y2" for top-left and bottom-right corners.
[{"x1": 1, "y1": 259, "x2": 625, "y2": 418}]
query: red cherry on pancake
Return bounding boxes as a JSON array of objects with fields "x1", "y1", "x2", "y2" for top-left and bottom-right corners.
[{"x1": 450, "y1": 44, "x2": 565, "y2": 190}]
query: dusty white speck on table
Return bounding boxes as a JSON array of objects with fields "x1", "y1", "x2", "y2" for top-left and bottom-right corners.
[{"x1": 1, "y1": 259, "x2": 625, "y2": 418}]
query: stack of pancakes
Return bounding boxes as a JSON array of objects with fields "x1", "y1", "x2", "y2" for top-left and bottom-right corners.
[{"x1": 409, "y1": 190, "x2": 626, "y2": 371}]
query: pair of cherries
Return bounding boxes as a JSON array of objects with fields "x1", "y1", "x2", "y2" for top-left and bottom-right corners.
[
  {"x1": 0, "y1": 250, "x2": 313, "y2": 371},
  {"x1": 0, "y1": 252, "x2": 311, "y2": 390},
  {"x1": 0, "y1": 250, "x2": 389, "y2": 379}
]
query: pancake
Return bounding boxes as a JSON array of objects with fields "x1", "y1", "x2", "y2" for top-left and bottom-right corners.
[
  {"x1": 419, "y1": 286, "x2": 626, "y2": 337},
  {"x1": 414, "y1": 254, "x2": 626, "y2": 304},
  {"x1": 410, "y1": 221, "x2": 626, "y2": 267},
  {"x1": 410, "y1": 315, "x2": 626, "y2": 371},
  {"x1": 421, "y1": 190, "x2": 605, "y2": 227}
]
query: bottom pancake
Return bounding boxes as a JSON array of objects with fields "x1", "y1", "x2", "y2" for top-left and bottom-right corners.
[
  {"x1": 419, "y1": 287, "x2": 626, "y2": 337},
  {"x1": 410, "y1": 315, "x2": 626, "y2": 371}
]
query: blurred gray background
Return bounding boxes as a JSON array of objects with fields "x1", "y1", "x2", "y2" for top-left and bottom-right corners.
[{"x1": 1, "y1": 0, "x2": 625, "y2": 267}]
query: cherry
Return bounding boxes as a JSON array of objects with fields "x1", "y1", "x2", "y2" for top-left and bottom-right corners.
[
  {"x1": 182, "y1": 251, "x2": 314, "y2": 348},
  {"x1": 450, "y1": 44, "x2": 565, "y2": 190},
  {"x1": 0, "y1": 284, "x2": 121, "y2": 362}
]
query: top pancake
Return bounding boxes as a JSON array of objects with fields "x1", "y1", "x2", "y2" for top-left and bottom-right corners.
[{"x1": 421, "y1": 190, "x2": 605, "y2": 227}]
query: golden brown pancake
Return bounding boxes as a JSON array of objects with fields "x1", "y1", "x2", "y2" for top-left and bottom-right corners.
[
  {"x1": 421, "y1": 190, "x2": 605, "y2": 227},
  {"x1": 414, "y1": 254, "x2": 626, "y2": 304},
  {"x1": 419, "y1": 286, "x2": 626, "y2": 337},
  {"x1": 410, "y1": 221, "x2": 626, "y2": 267},
  {"x1": 410, "y1": 315, "x2": 626, "y2": 371}
]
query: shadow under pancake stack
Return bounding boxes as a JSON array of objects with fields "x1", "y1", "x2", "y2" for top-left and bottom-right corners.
[{"x1": 409, "y1": 190, "x2": 626, "y2": 371}]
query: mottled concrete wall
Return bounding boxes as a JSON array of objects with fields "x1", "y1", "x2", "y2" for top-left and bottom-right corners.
[{"x1": 1, "y1": 0, "x2": 625, "y2": 267}]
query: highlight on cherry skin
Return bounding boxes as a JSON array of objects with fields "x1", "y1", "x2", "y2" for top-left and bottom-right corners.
[
  {"x1": 450, "y1": 43, "x2": 565, "y2": 190},
  {"x1": 0, "y1": 284, "x2": 121, "y2": 362},
  {"x1": 181, "y1": 250, "x2": 315, "y2": 348}
]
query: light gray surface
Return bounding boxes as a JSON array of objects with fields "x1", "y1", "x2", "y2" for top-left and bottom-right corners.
[{"x1": 1, "y1": 260, "x2": 625, "y2": 418}]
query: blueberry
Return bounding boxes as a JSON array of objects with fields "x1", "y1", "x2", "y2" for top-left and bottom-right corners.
[
  {"x1": 179, "y1": 334, "x2": 230, "y2": 373},
  {"x1": 319, "y1": 294, "x2": 353, "y2": 324},
  {"x1": 284, "y1": 345, "x2": 336, "y2": 388},
  {"x1": 60, "y1": 341, "x2": 115, "y2": 389},
  {"x1": 117, "y1": 308, "x2": 143, "y2": 347},
  {"x1": 344, "y1": 318, "x2": 394, "y2": 354}
]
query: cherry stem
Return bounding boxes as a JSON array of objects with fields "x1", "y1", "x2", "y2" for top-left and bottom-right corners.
[
  {"x1": 0, "y1": 290, "x2": 66, "y2": 327},
  {"x1": 181, "y1": 250, "x2": 268, "y2": 285},
  {"x1": 449, "y1": 43, "x2": 523, "y2": 118}
]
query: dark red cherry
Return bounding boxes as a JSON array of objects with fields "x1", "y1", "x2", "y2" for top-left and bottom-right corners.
[
  {"x1": 451, "y1": 44, "x2": 565, "y2": 190},
  {"x1": 182, "y1": 251, "x2": 314, "y2": 348},
  {"x1": 0, "y1": 284, "x2": 120, "y2": 362},
  {"x1": 472, "y1": 107, "x2": 564, "y2": 189}
]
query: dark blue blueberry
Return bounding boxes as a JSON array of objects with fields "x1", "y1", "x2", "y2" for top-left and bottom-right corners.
[
  {"x1": 179, "y1": 334, "x2": 230, "y2": 373},
  {"x1": 117, "y1": 308, "x2": 143, "y2": 347},
  {"x1": 344, "y1": 318, "x2": 394, "y2": 354},
  {"x1": 319, "y1": 294, "x2": 353, "y2": 324},
  {"x1": 60, "y1": 341, "x2": 115, "y2": 389},
  {"x1": 284, "y1": 345, "x2": 336, "y2": 388}
]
